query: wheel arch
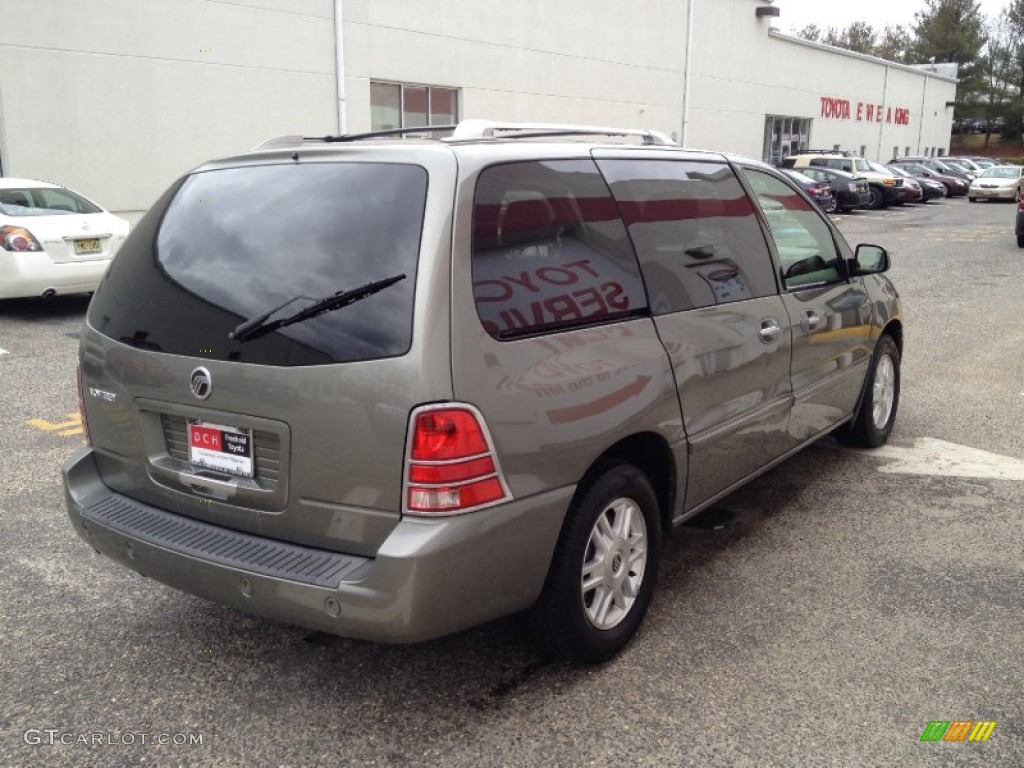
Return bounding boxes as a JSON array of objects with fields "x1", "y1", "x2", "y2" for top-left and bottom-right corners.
[
  {"x1": 882, "y1": 319, "x2": 903, "y2": 355},
  {"x1": 571, "y1": 432, "x2": 678, "y2": 540},
  {"x1": 848, "y1": 320, "x2": 902, "y2": 425}
]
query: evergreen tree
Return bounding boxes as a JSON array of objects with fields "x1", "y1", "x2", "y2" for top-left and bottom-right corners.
[
  {"x1": 911, "y1": 0, "x2": 987, "y2": 107},
  {"x1": 876, "y1": 25, "x2": 912, "y2": 63},
  {"x1": 824, "y1": 21, "x2": 878, "y2": 55}
]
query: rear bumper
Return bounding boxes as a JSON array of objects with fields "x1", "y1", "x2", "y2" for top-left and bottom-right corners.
[
  {"x1": 63, "y1": 448, "x2": 572, "y2": 643},
  {"x1": 837, "y1": 190, "x2": 871, "y2": 209},
  {"x1": 0, "y1": 252, "x2": 111, "y2": 298}
]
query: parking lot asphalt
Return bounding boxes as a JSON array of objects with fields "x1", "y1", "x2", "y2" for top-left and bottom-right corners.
[{"x1": 2, "y1": 196, "x2": 1022, "y2": 767}]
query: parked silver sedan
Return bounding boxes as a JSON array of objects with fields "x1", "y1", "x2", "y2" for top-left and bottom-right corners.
[{"x1": 968, "y1": 165, "x2": 1024, "y2": 202}]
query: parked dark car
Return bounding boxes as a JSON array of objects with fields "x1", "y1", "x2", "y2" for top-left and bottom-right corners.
[
  {"x1": 799, "y1": 167, "x2": 871, "y2": 212},
  {"x1": 1015, "y1": 196, "x2": 1024, "y2": 247},
  {"x1": 893, "y1": 157, "x2": 974, "y2": 182},
  {"x1": 889, "y1": 161, "x2": 969, "y2": 196},
  {"x1": 779, "y1": 168, "x2": 836, "y2": 213},
  {"x1": 958, "y1": 156, "x2": 998, "y2": 170},
  {"x1": 888, "y1": 165, "x2": 944, "y2": 201}
]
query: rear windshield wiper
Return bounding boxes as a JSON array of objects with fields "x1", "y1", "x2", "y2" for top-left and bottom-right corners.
[{"x1": 229, "y1": 273, "x2": 407, "y2": 343}]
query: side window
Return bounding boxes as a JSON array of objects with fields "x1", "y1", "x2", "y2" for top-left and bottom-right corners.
[
  {"x1": 471, "y1": 160, "x2": 646, "y2": 339},
  {"x1": 741, "y1": 168, "x2": 844, "y2": 290},
  {"x1": 596, "y1": 159, "x2": 777, "y2": 313}
]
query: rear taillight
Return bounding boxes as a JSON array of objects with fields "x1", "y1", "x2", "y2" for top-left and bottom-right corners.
[
  {"x1": 404, "y1": 405, "x2": 511, "y2": 515},
  {"x1": 0, "y1": 225, "x2": 42, "y2": 252},
  {"x1": 76, "y1": 365, "x2": 92, "y2": 445}
]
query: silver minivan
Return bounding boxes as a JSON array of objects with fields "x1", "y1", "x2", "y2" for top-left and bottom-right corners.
[{"x1": 64, "y1": 121, "x2": 902, "y2": 663}]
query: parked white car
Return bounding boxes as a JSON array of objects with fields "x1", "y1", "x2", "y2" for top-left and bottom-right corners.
[
  {"x1": 968, "y1": 165, "x2": 1024, "y2": 203},
  {"x1": 0, "y1": 178, "x2": 129, "y2": 299}
]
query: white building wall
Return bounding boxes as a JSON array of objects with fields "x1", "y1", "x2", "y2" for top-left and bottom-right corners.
[
  {"x1": 0, "y1": 1, "x2": 958, "y2": 220},
  {"x1": 340, "y1": 0, "x2": 688, "y2": 136},
  {"x1": 686, "y1": 4, "x2": 956, "y2": 162},
  {"x1": 0, "y1": 0, "x2": 338, "y2": 221}
]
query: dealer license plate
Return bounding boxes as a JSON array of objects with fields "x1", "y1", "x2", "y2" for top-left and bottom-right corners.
[
  {"x1": 187, "y1": 419, "x2": 254, "y2": 478},
  {"x1": 74, "y1": 238, "x2": 101, "y2": 254}
]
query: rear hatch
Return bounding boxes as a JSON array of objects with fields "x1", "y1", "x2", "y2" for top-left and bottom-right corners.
[{"x1": 80, "y1": 146, "x2": 457, "y2": 556}]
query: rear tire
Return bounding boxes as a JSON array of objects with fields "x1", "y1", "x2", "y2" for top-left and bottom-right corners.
[
  {"x1": 532, "y1": 462, "x2": 660, "y2": 664},
  {"x1": 1017, "y1": 234, "x2": 1024, "y2": 248},
  {"x1": 835, "y1": 335, "x2": 900, "y2": 448},
  {"x1": 968, "y1": 196, "x2": 977, "y2": 202}
]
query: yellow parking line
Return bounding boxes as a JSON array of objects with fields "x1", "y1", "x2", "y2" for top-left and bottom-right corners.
[{"x1": 27, "y1": 413, "x2": 83, "y2": 437}]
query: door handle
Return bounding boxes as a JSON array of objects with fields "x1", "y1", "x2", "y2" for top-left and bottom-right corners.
[
  {"x1": 758, "y1": 318, "x2": 781, "y2": 344},
  {"x1": 801, "y1": 310, "x2": 822, "y2": 332}
]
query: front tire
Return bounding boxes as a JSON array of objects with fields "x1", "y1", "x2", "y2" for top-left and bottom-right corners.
[
  {"x1": 532, "y1": 462, "x2": 660, "y2": 664},
  {"x1": 969, "y1": 196, "x2": 977, "y2": 202},
  {"x1": 867, "y1": 186, "x2": 885, "y2": 210},
  {"x1": 835, "y1": 335, "x2": 900, "y2": 448}
]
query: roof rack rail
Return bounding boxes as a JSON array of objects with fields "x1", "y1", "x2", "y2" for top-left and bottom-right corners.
[
  {"x1": 452, "y1": 119, "x2": 676, "y2": 145},
  {"x1": 797, "y1": 148, "x2": 860, "y2": 156},
  {"x1": 252, "y1": 120, "x2": 676, "y2": 150}
]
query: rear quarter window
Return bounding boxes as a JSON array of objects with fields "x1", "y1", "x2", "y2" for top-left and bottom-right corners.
[{"x1": 471, "y1": 159, "x2": 647, "y2": 339}]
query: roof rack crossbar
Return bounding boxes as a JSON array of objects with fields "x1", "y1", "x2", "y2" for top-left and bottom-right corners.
[
  {"x1": 253, "y1": 125, "x2": 457, "y2": 150},
  {"x1": 313, "y1": 125, "x2": 459, "y2": 143}
]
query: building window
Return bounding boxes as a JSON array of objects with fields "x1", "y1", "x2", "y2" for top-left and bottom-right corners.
[
  {"x1": 859, "y1": 145, "x2": 867, "y2": 157},
  {"x1": 763, "y1": 116, "x2": 811, "y2": 166},
  {"x1": 370, "y1": 82, "x2": 459, "y2": 132}
]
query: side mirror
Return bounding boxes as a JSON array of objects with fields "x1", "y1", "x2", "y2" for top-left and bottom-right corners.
[{"x1": 851, "y1": 244, "x2": 889, "y2": 275}]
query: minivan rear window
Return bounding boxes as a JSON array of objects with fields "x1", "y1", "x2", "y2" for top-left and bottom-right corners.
[{"x1": 88, "y1": 162, "x2": 427, "y2": 366}]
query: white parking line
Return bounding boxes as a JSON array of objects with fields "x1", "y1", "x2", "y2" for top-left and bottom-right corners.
[
  {"x1": 848, "y1": 437, "x2": 1024, "y2": 481},
  {"x1": 0, "y1": 348, "x2": 8, "y2": 357}
]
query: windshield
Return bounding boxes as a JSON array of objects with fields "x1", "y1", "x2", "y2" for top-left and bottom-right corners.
[
  {"x1": 0, "y1": 186, "x2": 102, "y2": 216},
  {"x1": 88, "y1": 162, "x2": 428, "y2": 366},
  {"x1": 981, "y1": 166, "x2": 1021, "y2": 179}
]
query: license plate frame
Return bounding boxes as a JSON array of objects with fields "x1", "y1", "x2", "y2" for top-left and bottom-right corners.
[
  {"x1": 74, "y1": 238, "x2": 101, "y2": 255},
  {"x1": 187, "y1": 419, "x2": 254, "y2": 478}
]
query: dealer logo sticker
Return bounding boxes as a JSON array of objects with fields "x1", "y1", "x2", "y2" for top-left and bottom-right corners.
[{"x1": 190, "y1": 367, "x2": 212, "y2": 400}]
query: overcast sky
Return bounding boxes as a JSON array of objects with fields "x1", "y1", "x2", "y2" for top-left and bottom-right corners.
[{"x1": 778, "y1": 0, "x2": 1009, "y2": 33}]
